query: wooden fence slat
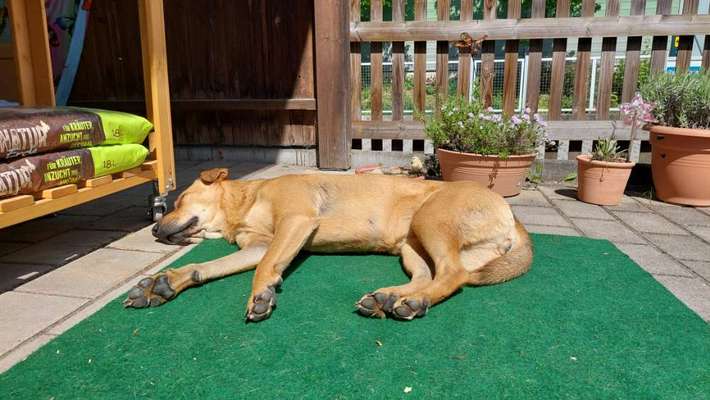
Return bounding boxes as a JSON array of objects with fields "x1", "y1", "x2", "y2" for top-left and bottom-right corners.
[
  {"x1": 621, "y1": 0, "x2": 646, "y2": 104},
  {"x1": 350, "y1": 0, "x2": 362, "y2": 120},
  {"x1": 581, "y1": 139, "x2": 593, "y2": 154},
  {"x1": 480, "y1": 0, "x2": 497, "y2": 108},
  {"x1": 596, "y1": 0, "x2": 619, "y2": 120},
  {"x1": 349, "y1": 15, "x2": 710, "y2": 42},
  {"x1": 676, "y1": 0, "x2": 699, "y2": 73},
  {"x1": 456, "y1": 0, "x2": 473, "y2": 99},
  {"x1": 435, "y1": 0, "x2": 450, "y2": 113},
  {"x1": 502, "y1": 0, "x2": 521, "y2": 116},
  {"x1": 556, "y1": 140, "x2": 570, "y2": 160},
  {"x1": 413, "y1": 0, "x2": 427, "y2": 114},
  {"x1": 525, "y1": 0, "x2": 545, "y2": 113},
  {"x1": 650, "y1": 0, "x2": 672, "y2": 73},
  {"x1": 548, "y1": 0, "x2": 570, "y2": 120},
  {"x1": 572, "y1": 0, "x2": 595, "y2": 120},
  {"x1": 370, "y1": 0, "x2": 383, "y2": 121},
  {"x1": 391, "y1": 0, "x2": 405, "y2": 121}
]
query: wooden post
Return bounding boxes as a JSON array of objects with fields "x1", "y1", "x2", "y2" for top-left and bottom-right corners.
[
  {"x1": 391, "y1": 0, "x2": 405, "y2": 121},
  {"x1": 456, "y1": 0, "x2": 473, "y2": 100},
  {"x1": 314, "y1": 0, "x2": 351, "y2": 169},
  {"x1": 413, "y1": 0, "x2": 427, "y2": 114},
  {"x1": 676, "y1": 0, "x2": 699, "y2": 73},
  {"x1": 480, "y1": 0, "x2": 496, "y2": 108},
  {"x1": 525, "y1": 0, "x2": 545, "y2": 114},
  {"x1": 7, "y1": 0, "x2": 55, "y2": 106},
  {"x1": 435, "y1": 0, "x2": 450, "y2": 111},
  {"x1": 596, "y1": 0, "x2": 619, "y2": 120},
  {"x1": 350, "y1": 0, "x2": 362, "y2": 121},
  {"x1": 370, "y1": 0, "x2": 383, "y2": 121},
  {"x1": 502, "y1": 0, "x2": 521, "y2": 116},
  {"x1": 138, "y1": 0, "x2": 176, "y2": 194},
  {"x1": 548, "y1": 0, "x2": 570, "y2": 120}
]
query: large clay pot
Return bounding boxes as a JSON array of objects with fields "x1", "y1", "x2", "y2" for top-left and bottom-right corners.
[
  {"x1": 437, "y1": 148, "x2": 535, "y2": 197},
  {"x1": 576, "y1": 154, "x2": 635, "y2": 206},
  {"x1": 650, "y1": 125, "x2": 710, "y2": 206}
]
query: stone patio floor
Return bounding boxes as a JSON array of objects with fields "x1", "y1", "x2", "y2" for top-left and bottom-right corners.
[{"x1": 1, "y1": 161, "x2": 709, "y2": 373}]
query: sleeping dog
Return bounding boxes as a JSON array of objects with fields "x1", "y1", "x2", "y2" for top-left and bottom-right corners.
[{"x1": 124, "y1": 169, "x2": 533, "y2": 322}]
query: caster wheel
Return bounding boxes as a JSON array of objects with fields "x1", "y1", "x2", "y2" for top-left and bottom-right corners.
[{"x1": 147, "y1": 194, "x2": 168, "y2": 222}]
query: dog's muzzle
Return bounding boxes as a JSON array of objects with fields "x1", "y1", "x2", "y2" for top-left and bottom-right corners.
[{"x1": 152, "y1": 216, "x2": 198, "y2": 245}]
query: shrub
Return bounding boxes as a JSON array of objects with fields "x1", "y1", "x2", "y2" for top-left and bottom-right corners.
[{"x1": 640, "y1": 72, "x2": 710, "y2": 129}]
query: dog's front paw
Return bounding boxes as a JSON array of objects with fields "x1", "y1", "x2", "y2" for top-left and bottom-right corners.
[
  {"x1": 390, "y1": 297, "x2": 430, "y2": 320},
  {"x1": 123, "y1": 274, "x2": 175, "y2": 308},
  {"x1": 245, "y1": 286, "x2": 276, "y2": 322},
  {"x1": 355, "y1": 292, "x2": 397, "y2": 318}
]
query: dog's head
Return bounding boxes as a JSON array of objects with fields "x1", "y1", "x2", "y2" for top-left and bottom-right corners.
[{"x1": 152, "y1": 168, "x2": 229, "y2": 244}]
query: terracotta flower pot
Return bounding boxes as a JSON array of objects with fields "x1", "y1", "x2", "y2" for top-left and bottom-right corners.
[
  {"x1": 650, "y1": 125, "x2": 710, "y2": 206},
  {"x1": 576, "y1": 154, "x2": 635, "y2": 206},
  {"x1": 436, "y1": 148, "x2": 535, "y2": 197}
]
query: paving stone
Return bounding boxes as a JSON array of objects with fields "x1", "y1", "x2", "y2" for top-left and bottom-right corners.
[
  {"x1": 512, "y1": 205, "x2": 571, "y2": 227},
  {"x1": 89, "y1": 207, "x2": 154, "y2": 232},
  {"x1": 571, "y1": 218, "x2": 646, "y2": 244},
  {"x1": 15, "y1": 248, "x2": 164, "y2": 299},
  {"x1": 61, "y1": 197, "x2": 134, "y2": 217},
  {"x1": 552, "y1": 199, "x2": 614, "y2": 220},
  {"x1": 612, "y1": 211, "x2": 688, "y2": 235},
  {"x1": 653, "y1": 206, "x2": 710, "y2": 227},
  {"x1": 0, "y1": 263, "x2": 56, "y2": 293},
  {"x1": 653, "y1": 276, "x2": 710, "y2": 322},
  {"x1": 0, "y1": 242, "x2": 28, "y2": 257},
  {"x1": 504, "y1": 189, "x2": 551, "y2": 207},
  {"x1": 0, "y1": 215, "x2": 99, "y2": 243},
  {"x1": 0, "y1": 333, "x2": 55, "y2": 374},
  {"x1": 538, "y1": 185, "x2": 577, "y2": 201},
  {"x1": 0, "y1": 241, "x2": 94, "y2": 266},
  {"x1": 604, "y1": 195, "x2": 652, "y2": 212},
  {"x1": 681, "y1": 261, "x2": 710, "y2": 282},
  {"x1": 108, "y1": 226, "x2": 176, "y2": 254},
  {"x1": 644, "y1": 234, "x2": 710, "y2": 262},
  {"x1": 40, "y1": 229, "x2": 127, "y2": 248},
  {"x1": 685, "y1": 225, "x2": 710, "y2": 243},
  {"x1": 526, "y1": 225, "x2": 580, "y2": 236},
  {"x1": 614, "y1": 243, "x2": 694, "y2": 277},
  {"x1": 0, "y1": 291, "x2": 86, "y2": 355}
]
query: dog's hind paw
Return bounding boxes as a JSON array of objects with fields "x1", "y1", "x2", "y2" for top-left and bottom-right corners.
[
  {"x1": 390, "y1": 297, "x2": 430, "y2": 320},
  {"x1": 245, "y1": 286, "x2": 276, "y2": 322},
  {"x1": 355, "y1": 292, "x2": 397, "y2": 318},
  {"x1": 123, "y1": 274, "x2": 175, "y2": 308}
]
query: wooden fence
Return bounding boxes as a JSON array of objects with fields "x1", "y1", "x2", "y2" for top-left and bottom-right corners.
[{"x1": 349, "y1": 0, "x2": 710, "y2": 167}]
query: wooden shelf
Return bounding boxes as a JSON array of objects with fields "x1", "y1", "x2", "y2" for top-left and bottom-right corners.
[{"x1": 0, "y1": 161, "x2": 157, "y2": 229}]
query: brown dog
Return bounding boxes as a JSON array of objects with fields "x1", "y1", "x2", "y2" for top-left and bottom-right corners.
[{"x1": 124, "y1": 168, "x2": 533, "y2": 321}]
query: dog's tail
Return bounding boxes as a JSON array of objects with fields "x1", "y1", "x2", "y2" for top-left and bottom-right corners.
[{"x1": 468, "y1": 219, "x2": 533, "y2": 286}]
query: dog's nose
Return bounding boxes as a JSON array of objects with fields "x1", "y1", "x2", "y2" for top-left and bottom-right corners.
[{"x1": 152, "y1": 223, "x2": 160, "y2": 238}]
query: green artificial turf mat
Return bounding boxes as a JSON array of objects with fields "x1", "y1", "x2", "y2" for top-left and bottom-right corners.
[{"x1": 1, "y1": 234, "x2": 709, "y2": 399}]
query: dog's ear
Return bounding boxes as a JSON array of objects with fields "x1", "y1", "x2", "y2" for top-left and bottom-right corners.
[{"x1": 199, "y1": 168, "x2": 229, "y2": 184}]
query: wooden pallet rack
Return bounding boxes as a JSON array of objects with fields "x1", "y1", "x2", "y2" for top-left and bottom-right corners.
[{"x1": 0, "y1": 0, "x2": 175, "y2": 229}]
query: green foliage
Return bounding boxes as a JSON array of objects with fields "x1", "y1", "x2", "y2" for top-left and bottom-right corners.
[
  {"x1": 591, "y1": 136, "x2": 626, "y2": 162},
  {"x1": 640, "y1": 72, "x2": 710, "y2": 129},
  {"x1": 424, "y1": 94, "x2": 547, "y2": 157}
]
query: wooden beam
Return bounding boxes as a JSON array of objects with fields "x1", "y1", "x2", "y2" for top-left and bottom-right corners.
[
  {"x1": 314, "y1": 0, "x2": 351, "y2": 169},
  {"x1": 352, "y1": 120, "x2": 642, "y2": 141},
  {"x1": 138, "y1": 0, "x2": 176, "y2": 195},
  {"x1": 7, "y1": 0, "x2": 55, "y2": 106},
  {"x1": 71, "y1": 98, "x2": 318, "y2": 111},
  {"x1": 349, "y1": 15, "x2": 710, "y2": 42}
]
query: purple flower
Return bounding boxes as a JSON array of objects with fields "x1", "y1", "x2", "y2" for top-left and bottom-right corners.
[{"x1": 511, "y1": 115, "x2": 522, "y2": 125}]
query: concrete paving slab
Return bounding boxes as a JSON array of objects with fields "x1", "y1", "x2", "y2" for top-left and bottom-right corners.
[
  {"x1": 526, "y1": 225, "x2": 580, "y2": 236},
  {"x1": 40, "y1": 229, "x2": 127, "y2": 248},
  {"x1": 0, "y1": 241, "x2": 94, "y2": 266},
  {"x1": 681, "y1": 261, "x2": 710, "y2": 282},
  {"x1": 108, "y1": 226, "x2": 176, "y2": 254},
  {"x1": 612, "y1": 211, "x2": 688, "y2": 235},
  {"x1": 614, "y1": 243, "x2": 694, "y2": 277},
  {"x1": 0, "y1": 242, "x2": 28, "y2": 257},
  {"x1": 685, "y1": 225, "x2": 710, "y2": 243},
  {"x1": 15, "y1": 249, "x2": 164, "y2": 299},
  {"x1": 653, "y1": 206, "x2": 710, "y2": 227},
  {"x1": 653, "y1": 275, "x2": 710, "y2": 321},
  {"x1": 0, "y1": 291, "x2": 86, "y2": 356},
  {"x1": 604, "y1": 195, "x2": 652, "y2": 212},
  {"x1": 512, "y1": 206, "x2": 571, "y2": 227},
  {"x1": 552, "y1": 199, "x2": 615, "y2": 220},
  {"x1": 0, "y1": 333, "x2": 55, "y2": 374},
  {"x1": 0, "y1": 215, "x2": 99, "y2": 243},
  {"x1": 571, "y1": 218, "x2": 646, "y2": 244},
  {"x1": 505, "y1": 190, "x2": 552, "y2": 207},
  {"x1": 644, "y1": 234, "x2": 710, "y2": 262},
  {"x1": 537, "y1": 185, "x2": 577, "y2": 201},
  {"x1": 89, "y1": 207, "x2": 153, "y2": 232},
  {"x1": 61, "y1": 197, "x2": 136, "y2": 217},
  {"x1": 0, "y1": 263, "x2": 56, "y2": 293}
]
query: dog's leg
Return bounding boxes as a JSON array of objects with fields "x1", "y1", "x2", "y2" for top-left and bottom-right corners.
[
  {"x1": 245, "y1": 216, "x2": 318, "y2": 322},
  {"x1": 356, "y1": 238, "x2": 433, "y2": 318},
  {"x1": 123, "y1": 246, "x2": 266, "y2": 308}
]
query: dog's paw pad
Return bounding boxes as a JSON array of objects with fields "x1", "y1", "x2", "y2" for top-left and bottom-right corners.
[
  {"x1": 391, "y1": 298, "x2": 430, "y2": 320},
  {"x1": 355, "y1": 292, "x2": 397, "y2": 318},
  {"x1": 122, "y1": 274, "x2": 174, "y2": 309},
  {"x1": 245, "y1": 287, "x2": 276, "y2": 322}
]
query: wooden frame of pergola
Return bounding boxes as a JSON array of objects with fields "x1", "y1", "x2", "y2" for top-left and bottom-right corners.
[{"x1": 0, "y1": 0, "x2": 176, "y2": 228}]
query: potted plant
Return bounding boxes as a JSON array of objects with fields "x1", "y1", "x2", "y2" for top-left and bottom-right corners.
[
  {"x1": 424, "y1": 95, "x2": 547, "y2": 197},
  {"x1": 576, "y1": 93, "x2": 654, "y2": 206},
  {"x1": 640, "y1": 72, "x2": 710, "y2": 206}
]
